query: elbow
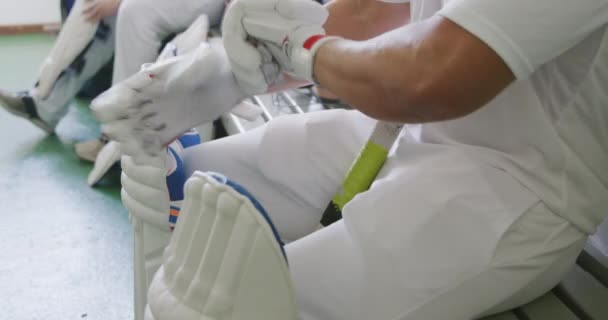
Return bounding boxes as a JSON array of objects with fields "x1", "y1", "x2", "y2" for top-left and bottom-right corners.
[{"x1": 382, "y1": 75, "x2": 486, "y2": 123}]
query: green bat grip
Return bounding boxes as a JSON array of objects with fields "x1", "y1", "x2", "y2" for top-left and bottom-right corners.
[{"x1": 320, "y1": 122, "x2": 401, "y2": 226}]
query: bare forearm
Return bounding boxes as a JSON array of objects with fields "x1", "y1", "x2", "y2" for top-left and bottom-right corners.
[
  {"x1": 269, "y1": 0, "x2": 410, "y2": 92},
  {"x1": 324, "y1": 0, "x2": 410, "y2": 40},
  {"x1": 314, "y1": 16, "x2": 515, "y2": 123}
]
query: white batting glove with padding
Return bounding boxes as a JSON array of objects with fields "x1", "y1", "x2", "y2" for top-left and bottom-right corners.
[
  {"x1": 222, "y1": 0, "x2": 337, "y2": 95},
  {"x1": 91, "y1": 38, "x2": 249, "y2": 164}
]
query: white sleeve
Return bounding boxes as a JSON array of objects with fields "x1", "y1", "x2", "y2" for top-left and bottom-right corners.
[{"x1": 438, "y1": 0, "x2": 608, "y2": 79}]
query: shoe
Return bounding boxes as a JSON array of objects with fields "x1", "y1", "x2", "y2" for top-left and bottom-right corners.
[
  {"x1": 75, "y1": 135, "x2": 109, "y2": 163},
  {"x1": 0, "y1": 89, "x2": 55, "y2": 133}
]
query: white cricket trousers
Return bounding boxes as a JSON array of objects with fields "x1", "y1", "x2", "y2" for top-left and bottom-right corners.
[{"x1": 177, "y1": 109, "x2": 587, "y2": 320}]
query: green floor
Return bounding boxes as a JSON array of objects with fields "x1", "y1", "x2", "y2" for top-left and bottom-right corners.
[{"x1": 0, "y1": 34, "x2": 133, "y2": 319}]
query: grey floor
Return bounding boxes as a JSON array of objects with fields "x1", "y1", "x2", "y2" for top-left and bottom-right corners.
[{"x1": 0, "y1": 34, "x2": 133, "y2": 320}]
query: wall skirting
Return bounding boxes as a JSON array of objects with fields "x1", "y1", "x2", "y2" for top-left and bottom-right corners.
[{"x1": 0, "y1": 23, "x2": 61, "y2": 35}]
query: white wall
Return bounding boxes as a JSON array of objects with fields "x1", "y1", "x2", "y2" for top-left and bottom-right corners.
[{"x1": 0, "y1": 0, "x2": 61, "y2": 26}]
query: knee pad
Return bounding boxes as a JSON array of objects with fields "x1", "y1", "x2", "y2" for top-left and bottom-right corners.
[
  {"x1": 146, "y1": 172, "x2": 296, "y2": 320},
  {"x1": 35, "y1": 0, "x2": 101, "y2": 99},
  {"x1": 121, "y1": 129, "x2": 201, "y2": 320}
]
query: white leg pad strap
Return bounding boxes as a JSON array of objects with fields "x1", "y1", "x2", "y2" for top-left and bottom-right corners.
[
  {"x1": 35, "y1": 0, "x2": 99, "y2": 99},
  {"x1": 145, "y1": 172, "x2": 297, "y2": 320}
]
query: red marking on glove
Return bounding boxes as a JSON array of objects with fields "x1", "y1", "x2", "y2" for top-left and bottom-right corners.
[{"x1": 303, "y1": 35, "x2": 326, "y2": 50}]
